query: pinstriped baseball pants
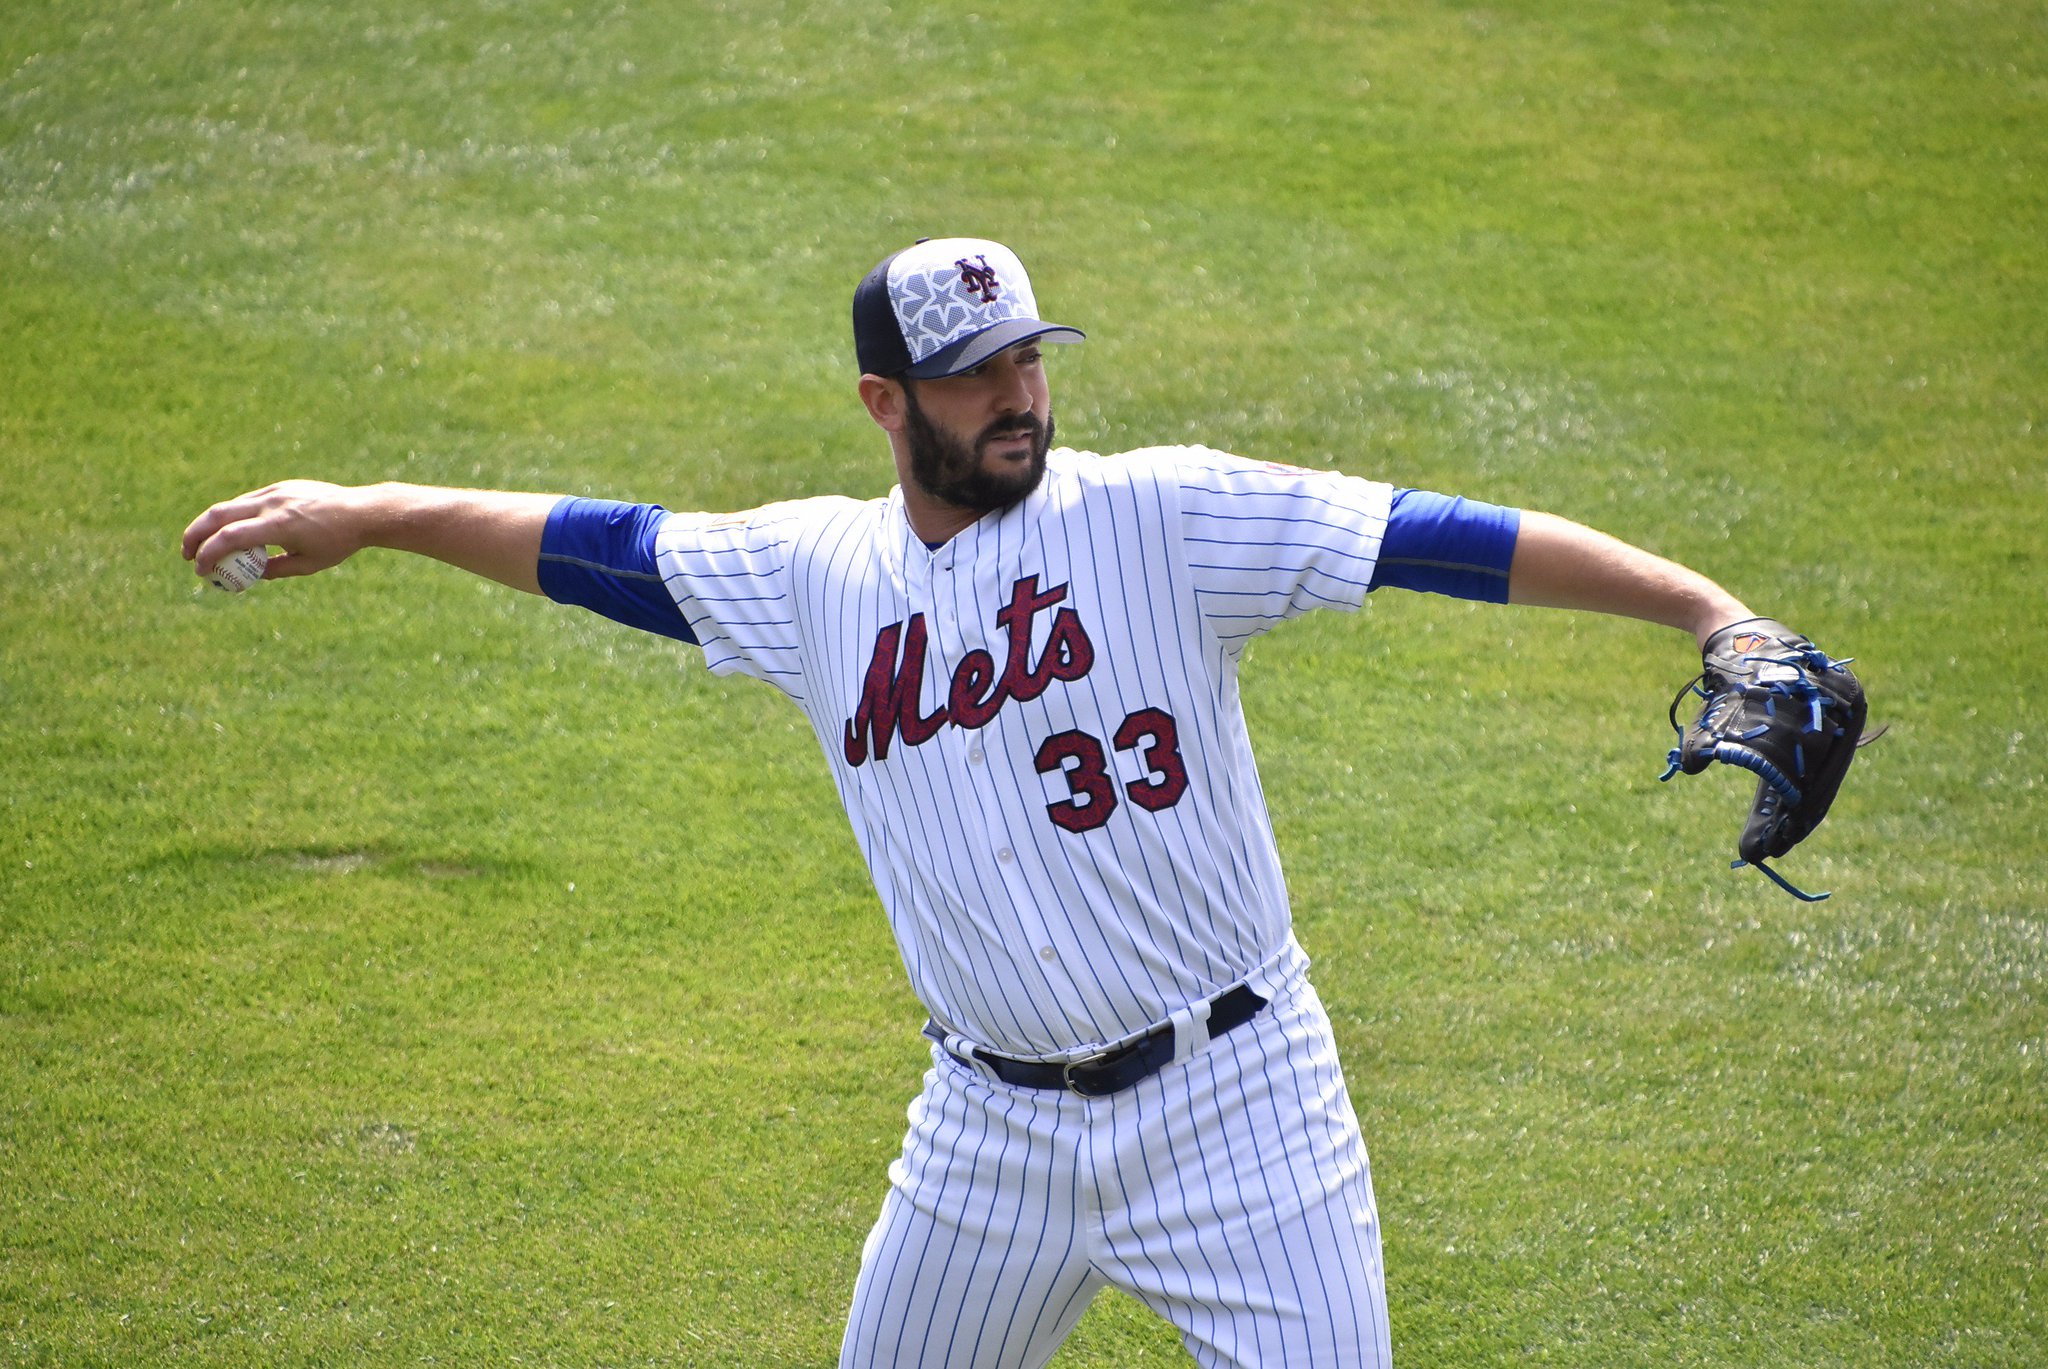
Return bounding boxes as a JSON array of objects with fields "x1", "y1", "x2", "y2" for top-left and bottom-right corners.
[{"x1": 839, "y1": 972, "x2": 1390, "y2": 1368}]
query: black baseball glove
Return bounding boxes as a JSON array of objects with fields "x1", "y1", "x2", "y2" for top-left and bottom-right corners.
[{"x1": 1660, "y1": 618, "x2": 1869, "y2": 900}]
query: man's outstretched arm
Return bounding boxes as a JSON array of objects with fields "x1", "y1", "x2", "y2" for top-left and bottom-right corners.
[
  {"x1": 1507, "y1": 510, "x2": 1752, "y2": 649},
  {"x1": 182, "y1": 480, "x2": 558, "y2": 593}
]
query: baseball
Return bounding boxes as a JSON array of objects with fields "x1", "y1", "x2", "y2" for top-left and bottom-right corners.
[{"x1": 206, "y1": 546, "x2": 269, "y2": 593}]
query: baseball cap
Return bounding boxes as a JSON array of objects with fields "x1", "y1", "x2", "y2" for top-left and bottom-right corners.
[{"x1": 853, "y1": 237, "x2": 1085, "y2": 379}]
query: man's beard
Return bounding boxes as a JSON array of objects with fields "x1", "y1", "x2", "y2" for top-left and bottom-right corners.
[{"x1": 902, "y1": 384, "x2": 1054, "y2": 516}]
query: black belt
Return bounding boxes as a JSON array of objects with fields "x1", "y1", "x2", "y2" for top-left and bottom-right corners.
[{"x1": 930, "y1": 984, "x2": 1268, "y2": 1098}]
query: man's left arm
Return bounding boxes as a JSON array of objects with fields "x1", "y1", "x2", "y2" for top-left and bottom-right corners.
[
  {"x1": 1369, "y1": 488, "x2": 1865, "y2": 889},
  {"x1": 1506, "y1": 510, "x2": 1752, "y2": 648}
]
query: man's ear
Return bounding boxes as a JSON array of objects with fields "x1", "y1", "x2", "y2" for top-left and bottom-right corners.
[{"x1": 859, "y1": 374, "x2": 909, "y2": 433}]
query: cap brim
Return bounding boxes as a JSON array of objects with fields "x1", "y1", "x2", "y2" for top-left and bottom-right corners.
[{"x1": 902, "y1": 319, "x2": 1086, "y2": 379}]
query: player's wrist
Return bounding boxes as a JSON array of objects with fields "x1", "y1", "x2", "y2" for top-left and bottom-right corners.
[{"x1": 1691, "y1": 596, "x2": 1754, "y2": 650}]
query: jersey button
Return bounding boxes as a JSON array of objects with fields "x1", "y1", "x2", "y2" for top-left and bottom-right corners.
[
  {"x1": 1039, "y1": 946, "x2": 1057, "y2": 963},
  {"x1": 997, "y1": 848, "x2": 1015, "y2": 864},
  {"x1": 968, "y1": 747, "x2": 984, "y2": 765}
]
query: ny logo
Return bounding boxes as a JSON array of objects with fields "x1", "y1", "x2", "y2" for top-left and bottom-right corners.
[{"x1": 956, "y1": 255, "x2": 1001, "y2": 304}]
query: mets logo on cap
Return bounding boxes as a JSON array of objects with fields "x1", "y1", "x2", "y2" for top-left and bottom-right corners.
[{"x1": 956, "y1": 255, "x2": 1000, "y2": 304}]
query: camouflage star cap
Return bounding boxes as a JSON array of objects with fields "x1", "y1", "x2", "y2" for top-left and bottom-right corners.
[{"x1": 853, "y1": 237, "x2": 1085, "y2": 379}]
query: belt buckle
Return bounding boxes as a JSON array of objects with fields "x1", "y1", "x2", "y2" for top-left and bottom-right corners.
[
  {"x1": 1060, "y1": 1053, "x2": 1108, "y2": 1097},
  {"x1": 1060, "y1": 1031, "x2": 1157, "y2": 1097}
]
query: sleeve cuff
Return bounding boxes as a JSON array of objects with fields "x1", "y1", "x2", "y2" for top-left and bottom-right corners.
[
  {"x1": 537, "y1": 497, "x2": 697, "y2": 643},
  {"x1": 1368, "y1": 489, "x2": 1520, "y2": 603}
]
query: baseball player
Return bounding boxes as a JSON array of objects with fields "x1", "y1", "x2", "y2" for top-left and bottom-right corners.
[{"x1": 183, "y1": 237, "x2": 1851, "y2": 1367}]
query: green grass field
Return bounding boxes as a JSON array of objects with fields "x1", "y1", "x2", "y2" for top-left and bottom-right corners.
[{"x1": 3, "y1": 1, "x2": 2043, "y2": 1363}]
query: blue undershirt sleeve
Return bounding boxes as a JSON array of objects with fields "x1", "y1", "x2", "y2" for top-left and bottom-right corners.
[
  {"x1": 535, "y1": 497, "x2": 697, "y2": 643},
  {"x1": 1368, "y1": 488, "x2": 1521, "y2": 603}
]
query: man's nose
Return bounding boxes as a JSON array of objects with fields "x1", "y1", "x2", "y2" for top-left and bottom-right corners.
[{"x1": 993, "y1": 357, "x2": 1032, "y2": 413}]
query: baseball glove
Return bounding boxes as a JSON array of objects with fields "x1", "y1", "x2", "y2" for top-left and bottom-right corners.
[{"x1": 1660, "y1": 618, "x2": 1869, "y2": 900}]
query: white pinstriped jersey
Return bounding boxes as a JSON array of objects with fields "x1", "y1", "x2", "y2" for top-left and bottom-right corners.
[{"x1": 653, "y1": 445, "x2": 1392, "y2": 1060}]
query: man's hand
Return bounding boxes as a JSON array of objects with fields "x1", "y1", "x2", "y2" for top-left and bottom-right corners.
[
  {"x1": 183, "y1": 480, "x2": 374, "y2": 582},
  {"x1": 181, "y1": 482, "x2": 558, "y2": 594}
]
